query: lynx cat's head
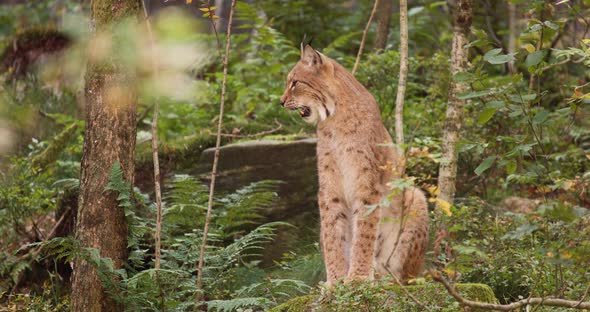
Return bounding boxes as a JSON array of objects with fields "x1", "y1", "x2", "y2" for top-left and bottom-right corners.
[{"x1": 280, "y1": 40, "x2": 336, "y2": 123}]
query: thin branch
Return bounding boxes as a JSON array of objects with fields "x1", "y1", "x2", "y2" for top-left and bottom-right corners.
[
  {"x1": 140, "y1": 0, "x2": 163, "y2": 271},
  {"x1": 206, "y1": 120, "x2": 283, "y2": 138},
  {"x1": 394, "y1": 0, "x2": 408, "y2": 147},
  {"x1": 391, "y1": 274, "x2": 433, "y2": 312},
  {"x1": 430, "y1": 270, "x2": 590, "y2": 310},
  {"x1": 11, "y1": 208, "x2": 71, "y2": 294},
  {"x1": 196, "y1": 0, "x2": 237, "y2": 302},
  {"x1": 206, "y1": 0, "x2": 223, "y2": 60},
  {"x1": 352, "y1": 0, "x2": 380, "y2": 76},
  {"x1": 574, "y1": 283, "x2": 590, "y2": 308}
]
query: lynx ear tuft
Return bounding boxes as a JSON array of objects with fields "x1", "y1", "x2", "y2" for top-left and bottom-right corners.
[
  {"x1": 300, "y1": 34, "x2": 314, "y2": 55},
  {"x1": 301, "y1": 45, "x2": 323, "y2": 68}
]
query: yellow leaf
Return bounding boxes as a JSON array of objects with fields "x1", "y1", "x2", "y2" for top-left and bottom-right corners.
[
  {"x1": 186, "y1": 0, "x2": 192, "y2": 4},
  {"x1": 546, "y1": 252, "x2": 554, "y2": 258},
  {"x1": 562, "y1": 180, "x2": 574, "y2": 191},
  {"x1": 586, "y1": 154, "x2": 590, "y2": 160},
  {"x1": 436, "y1": 198, "x2": 452, "y2": 216},
  {"x1": 428, "y1": 197, "x2": 436, "y2": 203},
  {"x1": 425, "y1": 185, "x2": 440, "y2": 196},
  {"x1": 561, "y1": 252, "x2": 572, "y2": 259},
  {"x1": 443, "y1": 268, "x2": 457, "y2": 278},
  {"x1": 537, "y1": 186, "x2": 551, "y2": 194},
  {"x1": 523, "y1": 43, "x2": 536, "y2": 53},
  {"x1": 199, "y1": 7, "x2": 210, "y2": 12}
]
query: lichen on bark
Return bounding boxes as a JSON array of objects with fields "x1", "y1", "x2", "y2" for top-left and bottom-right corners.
[
  {"x1": 91, "y1": 0, "x2": 141, "y2": 29},
  {"x1": 437, "y1": 0, "x2": 473, "y2": 205},
  {"x1": 70, "y1": 0, "x2": 140, "y2": 311}
]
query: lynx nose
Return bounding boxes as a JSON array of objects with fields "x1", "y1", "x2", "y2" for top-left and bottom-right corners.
[{"x1": 280, "y1": 99, "x2": 285, "y2": 107}]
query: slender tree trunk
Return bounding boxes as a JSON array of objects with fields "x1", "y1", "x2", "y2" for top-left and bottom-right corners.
[
  {"x1": 71, "y1": 0, "x2": 140, "y2": 311},
  {"x1": 507, "y1": 1, "x2": 517, "y2": 74},
  {"x1": 394, "y1": 0, "x2": 408, "y2": 147},
  {"x1": 437, "y1": 0, "x2": 473, "y2": 205},
  {"x1": 373, "y1": 0, "x2": 393, "y2": 51}
]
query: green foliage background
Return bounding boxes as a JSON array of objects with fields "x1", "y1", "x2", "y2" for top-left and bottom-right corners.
[{"x1": 1, "y1": 0, "x2": 589, "y2": 310}]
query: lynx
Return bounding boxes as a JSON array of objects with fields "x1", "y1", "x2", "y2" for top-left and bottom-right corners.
[{"x1": 279, "y1": 40, "x2": 429, "y2": 285}]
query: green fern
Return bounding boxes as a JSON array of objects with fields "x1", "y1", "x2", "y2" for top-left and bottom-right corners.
[
  {"x1": 207, "y1": 297, "x2": 271, "y2": 312},
  {"x1": 105, "y1": 161, "x2": 132, "y2": 210},
  {"x1": 17, "y1": 159, "x2": 299, "y2": 311}
]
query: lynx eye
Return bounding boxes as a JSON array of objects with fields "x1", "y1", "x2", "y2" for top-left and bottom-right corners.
[{"x1": 290, "y1": 80, "x2": 298, "y2": 89}]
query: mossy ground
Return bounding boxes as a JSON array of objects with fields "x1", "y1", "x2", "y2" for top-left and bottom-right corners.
[{"x1": 270, "y1": 282, "x2": 497, "y2": 312}]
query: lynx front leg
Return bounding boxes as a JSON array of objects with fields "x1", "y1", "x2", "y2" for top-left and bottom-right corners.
[{"x1": 318, "y1": 158, "x2": 351, "y2": 285}]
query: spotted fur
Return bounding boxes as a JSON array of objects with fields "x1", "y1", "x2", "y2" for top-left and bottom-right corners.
[{"x1": 280, "y1": 43, "x2": 430, "y2": 285}]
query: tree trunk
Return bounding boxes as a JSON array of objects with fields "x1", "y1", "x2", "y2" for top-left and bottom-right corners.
[
  {"x1": 71, "y1": 0, "x2": 140, "y2": 311},
  {"x1": 437, "y1": 0, "x2": 473, "y2": 205},
  {"x1": 373, "y1": 0, "x2": 393, "y2": 51},
  {"x1": 507, "y1": 1, "x2": 517, "y2": 74},
  {"x1": 394, "y1": 0, "x2": 408, "y2": 147}
]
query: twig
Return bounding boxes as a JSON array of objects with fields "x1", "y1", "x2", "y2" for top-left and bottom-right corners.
[
  {"x1": 205, "y1": 0, "x2": 223, "y2": 60},
  {"x1": 196, "y1": 0, "x2": 237, "y2": 303},
  {"x1": 141, "y1": 3, "x2": 166, "y2": 309},
  {"x1": 394, "y1": 0, "x2": 408, "y2": 147},
  {"x1": 140, "y1": 0, "x2": 163, "y2": 271},
  {"x1": 11, "y1": 208, "x2": 71, "y2": 295},
  {"x1": 206, "y1": 120, "x2": 283, "y2": 138},
  {"x1": 391, "y1": 274, "x2": 433, "y2": 312},
  {"x1": 574, "y1": 283, "x2": 590, "y2": 308},
  {"x1": 352, "y1": 0, "x2": 379, "y2": 76},
  {"x1": 430, "y1": 270, "x2": 590, "y2": 310}
]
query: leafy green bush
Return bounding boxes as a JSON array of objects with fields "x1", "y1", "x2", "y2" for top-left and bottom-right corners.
[{"x1": 436, "y1": 198, "x2": 590, "y2": 304}]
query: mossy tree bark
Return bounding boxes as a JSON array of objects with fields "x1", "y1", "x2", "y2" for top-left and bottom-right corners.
[
  {"x1": 437, "y1": 0, "x2": 472, "y2": 204},
  {"x1": 71, "y1": 0, "x2": 140, "y2": 311}
]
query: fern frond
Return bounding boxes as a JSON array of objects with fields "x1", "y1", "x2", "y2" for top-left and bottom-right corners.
[{"x1": 206, "y1": 297, "x2": 271, "y2": 312}]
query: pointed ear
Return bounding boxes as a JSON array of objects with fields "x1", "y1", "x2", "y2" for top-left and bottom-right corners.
[
  {"x1": 300, "y1": 44, "x2": 323, "y2": 67},
  {"x1": 300, "y1": 34, "x2": 307, "y2": 55}
]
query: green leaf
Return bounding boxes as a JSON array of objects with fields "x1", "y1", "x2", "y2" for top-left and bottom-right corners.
[
  {"x1": 457, "y1": 90, "x2": 493, "y2": 100},
  {"x1": 475, "y1": 156, "x2": 496, "y2": 176},
  {"x1": 521, "y1": 93, "x2": 537, "y2": 101},
  {"x1": 532, "y1": 110, "x2": 549, "y2": 125},
  {"x1": 486, "y1": 101, "x2": 505, "y2": 109},
  {"x1": 478, "y1": 107, "x2": 497, "y2": 125},
  {"x1": 428, "y1": 1, "x2": 446, "y2": 9},
  {"x1": 530, "y1": 23, "x2": 543, "y2": 32},
  {"x1": 525, "y1": 50, "x2": 546, "y2": 67},
  {"x1": 505, "y1": 160, "x2": 517, "y2": 175},
  {"x1": 483, "y1": 48, "x2": 502, "y2": 61},
  {"x1": 363, "y1": 204, "x2": 379, "y2": 217},
  {"x1": 453, "y1": 72, "x2": 476, "y2": 82},
  {"x1": 464, "y1": 39, "x2": 490, "y2": 49},
  {"x1": 487, "y1": 54, "x2": 515, "y2": 65},
  {"x1": 408, "y1": 6, "x2": 424, "y2": 16},
  {"x1": 544, "y1": 20, "x2": 559, "y2": 30},
  {"x1": 509, "y1": 93, "x2": 536, "y2": 103}
]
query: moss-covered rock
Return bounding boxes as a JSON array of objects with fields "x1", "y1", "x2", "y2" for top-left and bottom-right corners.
[
  {"x1": 134, "y1": 137, "x2": 320, "y2": 265},
  {"x1": 270, "y1": 282, "x2": 497, "y2": 312},
  {"x1": 0, "y1": 28, "x2": 71, "y2": 79},
  {"x1": 196, "y1": 138, "x2": 319, "y2": 265}
]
